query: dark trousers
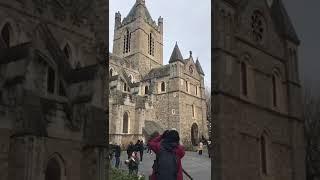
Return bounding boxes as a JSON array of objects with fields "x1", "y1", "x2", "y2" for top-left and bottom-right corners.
[
  {"x1": 140, "y1": 151, "x2": 143, "y2": 161},
  {"x1": 199, "y1": 150, "x2": 203, "y2": 155},
  {"x1": 115, "y1": 156, "x2": 120, "y2": 168}
]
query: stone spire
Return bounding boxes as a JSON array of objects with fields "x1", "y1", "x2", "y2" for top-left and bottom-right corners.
[
  {"x1": 169, "y1": 42, "x2": 184, "y2": 63},
  {"x1": 195, "y1": 58, "x2": 205, "y2": 75},
  {"x1": 124, "y1": 0, "x2": 153, "y2": 23}
]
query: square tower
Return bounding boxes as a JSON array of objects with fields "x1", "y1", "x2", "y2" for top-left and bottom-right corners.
[{"x1": 112, "y1": 0, "x2": 163, "y2": 76}]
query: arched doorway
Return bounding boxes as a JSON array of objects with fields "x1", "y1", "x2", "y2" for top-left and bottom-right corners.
[
  {"x1": 45, "y1": 158, "x2": 61, "y2": 180},
  {"x1": 191, "y1": 123, "x2": 199, "y2": 146}
]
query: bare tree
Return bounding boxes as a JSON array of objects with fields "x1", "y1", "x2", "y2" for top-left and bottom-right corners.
[
  {"x1": 205, "y1": 86, "x2": 212, "y2": 140},
  {"x1": 304, "y1": 83, "x2": 320, "y2": 180}
]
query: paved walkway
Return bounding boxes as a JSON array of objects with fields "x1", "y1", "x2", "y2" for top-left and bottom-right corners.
[{"x1": 111, "y1": 150, "x2": 211, "y2": 180}]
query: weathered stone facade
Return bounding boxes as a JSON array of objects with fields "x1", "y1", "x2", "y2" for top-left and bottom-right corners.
[
  {"x1": 109, "y1": 0, "x2": 208, "y2": 147},
  {"x1": 213, "y1": 0, "x2": 306, "y2": 179},
  {"x1": 0, "y1": 0, "x2": 107, "y2": 180}
]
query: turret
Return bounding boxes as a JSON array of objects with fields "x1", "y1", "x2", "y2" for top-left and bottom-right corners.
[
  {"x1": 158, "y1": 16, "x2": 163, "y2": 33},
  {"x1": 115, "y1": 11, "x2": 121, "y2": 29}
]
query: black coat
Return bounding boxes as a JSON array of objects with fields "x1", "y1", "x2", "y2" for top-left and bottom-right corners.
[
  {"x1": 114, "y1": 145, "x2": 121, "y2": 157},
  {"x1": 127, "y1": 144, "x2": 134, "y2": 155}
]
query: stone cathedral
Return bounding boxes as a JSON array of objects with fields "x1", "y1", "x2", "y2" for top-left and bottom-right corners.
[
  {"x1": 109, "y1": 0, "x2": 208, "y2": 146},
  {"x1": 213, "y1": 0, "x2": 306, "y2": 180},
  {"x1": 0, "y1": 0, "x2": 107, "y2": 180}
]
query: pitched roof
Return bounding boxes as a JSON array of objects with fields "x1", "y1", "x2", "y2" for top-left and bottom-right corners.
[
  {"x1": 0, "y1": 42, "x2": 31, "y2": 64},
  {"x1": 123, "y1": 0, "x2": 153, "y2": 24},
  {"x1": 169, "y1": 43, "x2": 184, "y2": 64},
  {"x1": 271, "y1": 0, "x2": 300, "y2": 44},
  {"x1": 143, "y1": 65, "x2": 170, "y2": 80},
  {"x1": 196, "y1": 59, "x2": 205, "y2": 75}
]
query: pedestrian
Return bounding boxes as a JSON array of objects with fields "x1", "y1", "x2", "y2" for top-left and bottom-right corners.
[
  {"x1": 127, "y1": 142, "x2": 134, "y2": 159},
  {"x1": 208, "y1": 140, "x2": 212, "y2": 158},
  {"x1": 134, "y1": 140, "x2": 140, "y2": 153},
  {"x1": 139, "y1": 140, "x2": 144, "y2": 161},
  {"x1": 198, "y1": 141, "x2": 203, "y2": 155},
  {"x1": 125, "y1": 151, "x2": 139, "y2": 175},
  {"x1": 114, "y1": 143, "x2": 121, "y2": 168},
  {"x1": 148, "y1": 130, "x2": 185, "y2": 180}
]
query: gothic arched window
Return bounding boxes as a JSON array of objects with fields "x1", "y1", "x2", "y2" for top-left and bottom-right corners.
[
  {"x1": 109, "y1": 68, "x2": 113, "y2": 77},
  {"x1": 241, "y1": 62, "x2": 248, "y2": 96},
  {"x1": 123, "y1": 112, "x2": 129, "y2": 133},
  {"x1": 1, "y1": 23, "x2": 12, "y2": 48},
  {"x1": 45, "y1": 158, "x2": 61, "y2": 180},
  {"x1": 63, "y1": 43, "x2": 71, "y2": 60},
  {"x1": 148, "y1": 33, "x2": 155, "y2": 56},
  {"x1": 123, "y1": 29, "x2": 131, "y2": 54},
  {"x1": 145, "y1": 85, "x2": 149, "y2": 94},
  {"x1": 161, "y1": 82, "x2": 165, "y2": 92},
  {"x1": 251, "y1": 10, "x2": 265, "y2": 43},
  {"x1": 260, "y1": 135, "x2": 267, "y2": 174}
]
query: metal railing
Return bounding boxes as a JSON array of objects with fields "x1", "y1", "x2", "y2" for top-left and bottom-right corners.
[{"x1": 182, "y1": 168, "x2": 193, "y2": 180}]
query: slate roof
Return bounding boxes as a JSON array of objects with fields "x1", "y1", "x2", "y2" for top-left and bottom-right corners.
[
  {"x1": 67, "y1": 64, "x2": 99, "y2": 84},
  {"x1": 271, "y1": 0, "x2": 300, "y2": 44},
  {"x1": 123, "y1": 0, "x2": 154, "y2": 24},
  {"x1": 0, "y1": 42, "x2": 31, "y2": 64},
  {"x1": 196, "y1": 59, "x2": 205, "y2": 75},
  {"x1": 169, "y1": 43, "x2": 184, "y2": 64},
  {"x1": 143, "y1": 65, "x2": 170, "y2": 80}
]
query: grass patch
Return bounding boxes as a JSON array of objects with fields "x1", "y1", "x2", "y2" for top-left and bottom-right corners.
[{"x1": 109, "y1": 168, "x2": 145, "y2": 180}]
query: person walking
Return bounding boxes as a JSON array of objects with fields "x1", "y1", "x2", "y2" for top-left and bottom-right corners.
[
  {"x1": 114, "y1": 143, "x2": 121, "y2": 168},
  {"x1": 198, "y1": 141, "x2": 203, "y2": 155},
  {"x1": 134, "y1": 140, "x2": 140, "y2": 153},
  {"x1": 127, "y1": 142, "x2": 134, "y2": 159},
  {"x1": 148, "y1": 130, "x2": 185, "y2": 180},
  {"x1": 139, "y1": 140, "x2": 144, "y2": 162},
  {"x1": 126, "y1": 151, "x2": 139, "y2": 175}
]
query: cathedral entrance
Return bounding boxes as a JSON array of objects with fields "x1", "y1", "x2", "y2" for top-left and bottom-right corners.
[
  {"x1": 191, "y1": 123, "x2": 199, "y2": 146},
  {"x1": 45, "y1": 158, "x2": 61, "y2": 180}
]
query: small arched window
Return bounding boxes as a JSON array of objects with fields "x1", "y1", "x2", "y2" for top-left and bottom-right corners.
[
  {"x1": 1, "y1": 23, "x2": 12, "y2": 48},
  {"x1": 109, "y1": 68, "x2": 113, "y2": 77},
  {"x1": 145, "y1": 86, "x2": 149, "y2": 94},
  {"x1": 196, "y1": 86, "x2": 198, "y2": 96},
  {"x1": 63, "y1": 43, "x2": 71, "y2": 60},
  {"x1": 241, "y1": 62, "x2": 248, "y2": 96},
  {"x1": 123, "y1": 112, "x2": 129, "y2": 133},
  {"x1": 161, "y1": 82, "x2": 165, "y2": 92},
  {"x1": 260, "y1": 135, "x2": 267, "y2": 174}
]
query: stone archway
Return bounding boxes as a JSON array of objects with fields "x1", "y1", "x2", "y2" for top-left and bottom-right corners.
[
  {"x1": 45, "y1": 158, "x2": 61, "y2": 180},
  {"x1": 191, "y1": 123, "x2": 199, "y2": 146}
]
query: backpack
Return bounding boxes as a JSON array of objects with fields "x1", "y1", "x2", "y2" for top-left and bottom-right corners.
[{"x1": 153, "y1": 145, "x2": 178, "y2": 180}]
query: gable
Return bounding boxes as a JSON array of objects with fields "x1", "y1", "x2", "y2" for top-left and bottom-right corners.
[{"x1": 235, "y1": 0, "x2": 286, "y2": 58}]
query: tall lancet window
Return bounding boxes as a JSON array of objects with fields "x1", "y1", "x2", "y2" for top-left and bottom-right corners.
[
  {"x1": 148, "y1": 33, "x2": 155, "y2": 56},
  {"x1": 123, "y1": 29, "x2": 131, "y2": 54},
  {"x1": 241, "y1": 62, "x2": 248, "y2": 96},
  {"x1": 260, "y1": 135, "x2": 267, "y2": 174},
  {"x1": 1, "y1": 23, "x2": 12, "y2": 48}
]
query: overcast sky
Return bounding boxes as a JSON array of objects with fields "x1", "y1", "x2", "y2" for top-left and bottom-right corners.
[
  {"x1": 282, "y1": 0, "x2": 320, "y2": 95},
  {"x1": 109, "y1": 0, "x2": 211, "y2": 88}
]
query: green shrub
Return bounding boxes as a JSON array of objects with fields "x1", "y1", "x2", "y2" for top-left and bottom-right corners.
[{"x1": 108, "y1": 168, "x2": 145, "y2": 180}]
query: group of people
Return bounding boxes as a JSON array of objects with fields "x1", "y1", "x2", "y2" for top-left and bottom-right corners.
[
  {"x1": 110, "y1": 130, "x2": 212, "y2": 180},
  {"x1": 125, "y1": 140, "x2": 145, "y2": 175}
]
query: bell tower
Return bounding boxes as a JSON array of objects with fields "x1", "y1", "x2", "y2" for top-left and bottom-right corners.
[{"x1": 112, "y1": 0, "x2": 163, "y2": 76}]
